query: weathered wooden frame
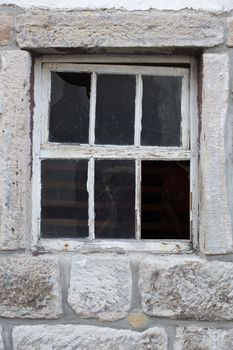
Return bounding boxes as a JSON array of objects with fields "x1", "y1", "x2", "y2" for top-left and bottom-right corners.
[{"x1": 32, "y1": 55, "x2": 198, "y2": 253}]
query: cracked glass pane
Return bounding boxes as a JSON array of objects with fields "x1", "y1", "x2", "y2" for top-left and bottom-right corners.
[
  {"x1": 141, "y1": 76, "x2": 182, "y2": 146},
  {"x1": 41, "y1": 159, "x2": 88, "y2": 238},
  {"x1": 95, "y1": 160, "x2": 135, "y2": 238},
  {"x1": 49, "y1": 72, "x2": 90, "y2": 143},
  {"x1": 95, "y1": 74, "x2": 135, "y2": 145},
  {"x1": 141, "y1": 161, "x2": 189, "y2": 239}
]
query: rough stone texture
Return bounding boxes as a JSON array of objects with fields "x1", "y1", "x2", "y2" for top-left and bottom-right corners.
[
  {"x1": 0, "y1": 255, "x2": 62, "y2": 319},
  {"x1": 200, "y1": 53, "x2": 233, "y2": 254},
  {"x1": 0, "y1": 327, "x2": 4, "y2": 350},
  {"x1": 15, "y1": 10, "x2": 224, "y2": 50},
  {"x1": 175, "y1": 327, "x2": 219, "y2": 350},
  {"x1": 221, "y1": 329, "x2": 233, "y2": 349},
  {"x1": 2, "y1": 0, "x2": 233, "y2": 11},
  {"x1": 228, "y1": 18, "x2": 233, "y2": 47},
  {"x1": 175, "y1": 327, "x2": 233, "y2": 350},
  {"x1": 12, "y1": 325, "x2": 167, "y2": 350},
  {"x1": 139, "y1": 256, "x2": 233, "y2": 320},
  {"x1": 0, "y1": 14, "x2": 13, "y2": 46},
  {"x1": 68, "y1": 255, "x2": 131, "y2": 321},
  {"x1": 0, "y1": 50, "x2": 31, "y2": 250}
]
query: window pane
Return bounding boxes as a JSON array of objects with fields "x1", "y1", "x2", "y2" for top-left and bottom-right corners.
[
  {"x1": 141, "y1": 76, "x2": 182, "y2": 146},
  {"x1": 41, "y1": 159, "x2": 88, "y2": 238},
  {"x1": 141, "y1": 161, "x2": 189, "y2": 239},
  {"x1": 95, "y1": 160, "x2": 135, "y2": 238},
  {"x1": 49, "y1": 72, "x2": 90, "y2": 143},
  {"x1": 95, "y1": 74, "x2": 135, "y2": 145}
]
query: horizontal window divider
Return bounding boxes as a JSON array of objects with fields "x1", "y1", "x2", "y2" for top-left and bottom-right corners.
[
  {"x1": 40, "y1": 145, "x2": 191, "y2": 160},
  {"x1": 43, "y1": 63, "x2": 189, "y2": 76},
  {"x1": 42, "y1": 54, "x2": 191, "y2": 65},
  {"x1": 37, "y1": 238, "x2": 192, "y2": 253}
]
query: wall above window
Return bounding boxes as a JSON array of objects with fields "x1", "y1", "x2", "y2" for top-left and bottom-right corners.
[{"x1": 15, "y1": 10, "x2": 224, "y2": 52}]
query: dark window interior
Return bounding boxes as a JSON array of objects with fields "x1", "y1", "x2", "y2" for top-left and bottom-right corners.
[
  {"x1": 95, "y1": 160, "x2": 135, "y2": 239},
  {"x1": 49, "y1": 72, "x2": 91, "y2": 143},
  {"x1": 141, "y1": 76, "x2": 182, "y2": 146},
  {"x1": 141, "y1": 161, "x2": 190, "y2": 239},
  {"x1": 95, "y1": 74, "x2": 135, "y2": 145},
  {"x1": 41, "y1": 159, "x2": 89, "y2": 238}
]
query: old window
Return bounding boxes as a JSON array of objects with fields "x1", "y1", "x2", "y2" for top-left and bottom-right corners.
[{"x1": 32, "y1": 56, "x2": 198, "y2": 252}]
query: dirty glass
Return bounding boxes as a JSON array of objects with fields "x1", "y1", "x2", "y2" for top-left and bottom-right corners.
[
  {"x1": 141, "y1": 161, "x2": 189, "y2": 239},
  {"x1": 95, "y1": 160, "x2": 135, "y2": 238},
  {"x1": 95, "y1": 74, "x2": 135, "y2": 145},
  {"x1": 41, "y1": 159, "x2": 88, "y2": 238},
  {"x1": 49, "y1": 72, "x2": 91, "y2": 143},
  {"x1": 141, "y1": 76, "x2": 182, "y2": 146}
]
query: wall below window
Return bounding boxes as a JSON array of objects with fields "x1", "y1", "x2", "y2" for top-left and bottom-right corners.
[
  {"x1": 0, "y1": 0, "x2": 232, "y2": 11},
  {"x1": 0, "y1": 2, "x2": 233, "y2": 350}
]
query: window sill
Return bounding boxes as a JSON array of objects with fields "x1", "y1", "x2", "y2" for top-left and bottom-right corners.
[{"x1": 34, "y1": 238, "x2": 193, "y2": 254}]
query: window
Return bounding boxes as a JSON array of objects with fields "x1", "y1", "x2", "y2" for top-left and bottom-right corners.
[{"x1": 32, "y1": 56, "x2": 198, "y2": 252}]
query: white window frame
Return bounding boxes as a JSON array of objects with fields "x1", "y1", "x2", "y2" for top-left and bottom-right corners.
[{"x1": 32, "y1": 55, "x2": 198, "y2": 253}]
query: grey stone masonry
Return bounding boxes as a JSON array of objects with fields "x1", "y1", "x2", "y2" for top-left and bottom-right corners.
[
  {"x1": 175, "y1": 327, "x2": 233, "y2": 350},
  {"x1": 228, "y1": 18, "x2": 233, "y2": 46},
  {"x1": 199, "y1": 52, "x2": 233, "y2": 254},
  {"x1": 68, "y1": 255, "x2": 132, "y2": 321},
  {"x1": 12, "y1": 325, "x2": 167, "y2": 350},
  {"x1": 139, "y1": 256, "x2": 233, "y2": 320},
  {"x1": 174, "y1": 327, "x2": 219, "y2": 350},
  {"x1": 0, "y1": 14, "x2": 13, "y2": 46},
  {"x1": 0, "y1": 255, "x2": 62, "y2": 319},
  {"x1": 15, "y1": 10, "x2": 224, "y2": 50},
  {"x1": 0, "y1": 50, "x2": 31, "y2": 250},
  {"x1": 0, "y1": 327, "x2": 4, "y2": 350},
  {"x1": 221, "y1": 329, "x2": 233, "y2": 349}
]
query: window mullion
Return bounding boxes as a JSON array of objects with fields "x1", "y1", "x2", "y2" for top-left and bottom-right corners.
[
  {"x1": 41, "y1": 68, "x2": 51, "y2": 143},
  {"x1": 134, "y1": 74, "x2": 143, "y2": 147},
  {"x1": 181, "y1": 73, "x2": 190, "y2": 149},
  {"x1": 89, "y1": 72, "x2": 97, "y2": 145},
  {"x1": 135, "y1": 159, "x2": 141, "y2": 240},
  {"x1": 88, "y1": 158, "x2": 95, "y2": 239}
]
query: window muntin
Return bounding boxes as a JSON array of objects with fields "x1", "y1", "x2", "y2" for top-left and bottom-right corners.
[{"x1": 32, "y1": 57, "x2": 197, "y2": 252}]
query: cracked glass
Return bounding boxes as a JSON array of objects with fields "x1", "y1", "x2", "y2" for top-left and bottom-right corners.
[
  {"x1": 49, "y1": 72, "x2": 91, "y2": 143},
  {"x1": 95, "y1": 160, "x2": 135, "y2": 238}
]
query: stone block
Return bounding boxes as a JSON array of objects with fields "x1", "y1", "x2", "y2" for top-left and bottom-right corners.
[
  {"x1": 67, "y1": 255, "x2": 131, "y2": 321},
  {"x1": 200, "y1": 52, "x2": 233, "y2": 254},
  {"x1": 227, "y1": 18, "x2": 233, "y2": 47},
  {"x1": 0, "y1": 50, "x2": 31, "y2": 250},
  {"x1": 0, "y1": 327, "x2": 4, "y2": 350},
  {"x1": 174, "y1": 327, "x2": 219, "y2": 350},
  {"x1": 175, "y1": 327, "x2": 233, "y2": 350},
  {"x1": 221, "y1": 329, "x2": 233, "y2": 349},
  {"x1": 0, "y1": 14, "x2": 13, "y2": 46},
  {"x1": 0, "y1": 255, "x2": 62, "y2": 318},
  {"x1": 12, "y1": 325, "x2": 167, "y2": 350},
  {"x1": 16, "y1": 10, "x2": 224, "y2": 50},
  {"x1": 139, "y1": 256, "x2": 233, "y2": 320}
]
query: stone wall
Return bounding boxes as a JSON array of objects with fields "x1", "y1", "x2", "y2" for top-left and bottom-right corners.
[{"x1": 0, "y1": 3, "x2": 233, "y2": 350}]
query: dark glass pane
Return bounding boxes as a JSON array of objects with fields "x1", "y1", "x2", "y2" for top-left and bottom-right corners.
[
  {"x1": 49, "y1": 72, "x2": 90, "y2": 143},
  {"x1": 95, "y1": 74, "x2": 135, "y2": 145},
  {"x1": 95, "y1": 160, "x2": 135, "y2": 238},
  {"x1": 141, "y1": 76, "x2": 182, "y2": 146},
  {"x1": 141, "y1": 161, "x2": 189, "y2": 239},
  {"x1": 41, "y1": 159, "x2": 88, "y2": 238}
]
